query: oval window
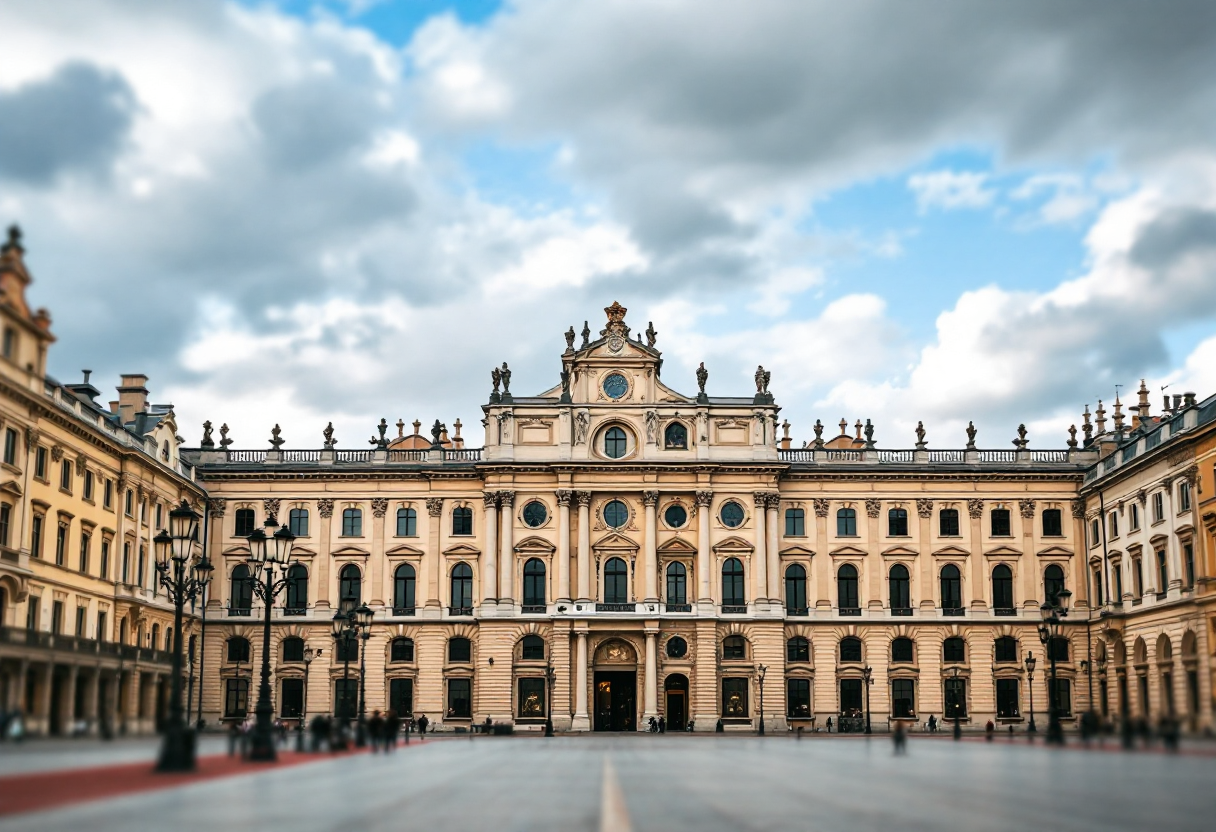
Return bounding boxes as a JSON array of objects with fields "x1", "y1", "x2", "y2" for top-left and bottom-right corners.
[
  {"x1": 522, "y1": 501, "x2": 548, "y2": 528},
  {"x1": 720, "y1": 501, "x2": 745, "y2": 528},
  {"x1": 666, "y1": 636, "x2": 688, "y2": 659},
  {"x1": 663, "y1": 504, "x2": 688, "y2": 528},
  {"x1": 602, "y1": 373, "x2": 629, "y2": 399},
  {"x1": 604, "y1": 500, "x2": 629, "y2": 529}
]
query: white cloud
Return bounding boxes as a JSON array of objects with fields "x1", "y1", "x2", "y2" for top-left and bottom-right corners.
[{"x1": 907, "y1": 170, "x2": 995, "y2": 213}]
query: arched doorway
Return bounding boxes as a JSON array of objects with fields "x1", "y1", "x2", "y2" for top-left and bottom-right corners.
[
  {"x1": 664, "y1": 674, "x2": 689, "y2": 731},
  {"x1": 593, "y1": 639, "x2": 637, "y2": 732}
]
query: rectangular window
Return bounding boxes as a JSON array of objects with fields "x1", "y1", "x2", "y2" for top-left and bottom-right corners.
[
  {"x1": 83, "y1": 471, "x2": 94, "y2": 501},
  {"x1": 837, "y1": 510, "x2": 857, "y2": 537},
  {"x1": 1184, "y1": 544, "x2": 1194, "y2": 588},
  {"x1": 1133, "y1": 558, "x2": 1143, "y2": 597},
  {"x1": 840, "y1": 678, "x2": 863, "y2": 716},
  {"x1": 341, "y1": 510, "x2": 362, "y2": 537},
  {"x1": 35, "y1": 446, "x2": 47, "y2": 479},
  {"x1": 1090, "y1": 519, "x2": 1100, "y2": 548},
  {"x1": 389, "y1": 678, "x2": 414, "y2": 717},
  {"x1": 121, "y1": 541, "x2": 131, "y2": 582},
  {"x1": 939, "y1": 509, "x2": 960, "y2": 537},
  {"x1": 103, "y1": 479, "x2": 113, "y2": 509},
  {"x1": 288, "y1": 509, "x2": 309, "y2": 537},
  {"x1": 996, "y1": 678, "x2": 1020, "y2": 718},
  {"x1": 31, "y1": 514, "x2": 44, "y2": 558},
  {"x1": 1113, "y1": 564, "x2": 1123, "y2": 598},
  {"x1": 517, "y1": 677, "x2": 546, "y2": 718},
  {"x1": 2, "y1": 428, "x2": 17, "y2": 465},
  {"x1": 1108, "y1": 511, "x2": 1118, "y2": 538},
  {"x1": 1179, "y1": 482, "x2": 1191, "y2": 512},
  {"x1": 888, "y1": 510, "x2": 908, "y2": 537},
  {"x1": 784, "y1": 508, "x2": 805, "y2": 537},
  {"x1": 447, "y1": 678, "x2": 472, "y2": 718},
  {"x1": 60, "y1": 460, "x2": 72, "y2": 491},
  {"x1": 280, "y1": 678, "x2": 304, "y2": 718},
  {"x1": 396, "y1": 509, "x2": 416, "y2": 537},
  {"x1": 224, "y1": 678, "x2": 250, "y2": 718},
  {"x1": 944, "y1": 677, "x2": 967, "y2": 718},
  {"x1": 75, "y1": 606, "x2": 87, "y2": 637},
  {"x1": 1129, "y1": 503, "x2": 1140, "y2": 531},
  {"x1": 1051, "y1": 678, "x2": 1072, "y2": 718},
  {"x1": 0, "y1": 503, "x2": 10, "y2": 548},
  {"x1": 51, "y1": 600, "x2": 64, "y2": 634},
  {"x1": 1041, "y1": 509, "x2": 1062, "y2": 537},
  {"x1": 786, "y1": 678, "x2": 811, "y2": 719},
  {"x1": 79, "y1": 532, "x2": 90, "y2": 574},
  {"x1": 891, "y1": 679, "x2": 915, "y2": 718},
  {"x1": 2, "y1": 327, "x2": 14, "y2": 359},
  {"x1": 155, "y1": 503, "x2": 162, "y2": 529},
  {"x1": 1152, "y1": 492, "x2": 1164, "y2": 523},
  {"x1": 1157, "y1": 550, "x2": 1168, "y2": 590},
  {"x1": 722, "y1": 677, "x2": 749, "y2": 718},
  {"x1": 55, "y1": 521, "x2": 68, "y2": 565},
  {"x1": 125, "y1": 489, "x2": 133, "y2": 517},
  {"x1": 100, "y1": 539, "x2": 110, "y2": 579},
  {"x1": 1093, "y1": 568, "x2": 1103, "y2": 606},
  {"x1": 26, "y1": 597, "x2": 40, "y2": 630},
  {"x1": 990, "y1": 509, "x2": 1011, "y2": 537}
]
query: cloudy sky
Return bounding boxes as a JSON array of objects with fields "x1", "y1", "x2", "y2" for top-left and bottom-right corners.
[{"x1": 3, "y1": 0, "x2": 1216, "y2": 451}]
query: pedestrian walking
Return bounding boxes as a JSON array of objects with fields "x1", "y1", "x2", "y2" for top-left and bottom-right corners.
[
  {"x1": 417, "y1": 713, "x2": 429, "y2": 739},
  {"x1": 985, "y1": 720, "x2": 995, "y2": 741},
  {"x1": 385, "y1": 710, "x2": 400, "y2": 752},
  {"x1": 658, "y1": 716, "x2": 666, "y2": 734},
  {"x1": 927, "y1": 715, "x2": 937, "y2": 734},
  {"x1": 368, "y1": 710, "x2": 385, "y2": 752},
  {"x1": 825, "y1": 716, "x2": 833, "y2": 734}
]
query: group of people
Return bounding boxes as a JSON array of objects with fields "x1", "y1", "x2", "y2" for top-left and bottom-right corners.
[{"x1": 302, "y1": 711, "x2": 429, "y2": 753}]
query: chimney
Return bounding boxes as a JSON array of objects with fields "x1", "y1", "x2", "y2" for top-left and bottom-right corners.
[
  {"x1": 66, "y1": 369, "x2": 102, "y2": 404},
  {"x1": 117, "y1": 374, "x2": 149, "y2": 425},
  {"x1": 1184, "y1": 392, "x2": 1197, "y2": 408},
  {"x1": 1173, "y1": 394, "x2": 1183, "y2": 413}
]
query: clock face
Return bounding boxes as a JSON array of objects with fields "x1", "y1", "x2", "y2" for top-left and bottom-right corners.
[{"x1": 602, "y1": 373, "x2": 629, "y2": 399}]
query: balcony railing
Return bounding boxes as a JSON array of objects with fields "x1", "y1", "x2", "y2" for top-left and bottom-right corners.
[
  {"x1": 779, "y1": 447, "x2": 1084, "y2": 465},
  {"x1": 596, "y1": 603, "x2": 636, "y2": 613},
  {"x1": 0, "y1": 626, "x2": 170, "y2": 664}
]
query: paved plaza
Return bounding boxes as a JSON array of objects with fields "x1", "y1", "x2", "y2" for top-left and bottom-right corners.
[{"x1": 1, "y1": 735, "x2": 1214, "y2": 831}]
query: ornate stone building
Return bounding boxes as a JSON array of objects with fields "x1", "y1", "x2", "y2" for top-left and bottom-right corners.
[{"x1": 0, "y1": 228, "x2": 206, "y2": 736}]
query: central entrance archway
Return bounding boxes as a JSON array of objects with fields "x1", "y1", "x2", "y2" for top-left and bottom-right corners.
[{"x1": 593, "y1": 638, "x2": 638, "y2": 731}]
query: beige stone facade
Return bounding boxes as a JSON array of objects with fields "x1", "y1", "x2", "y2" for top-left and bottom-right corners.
[{"x1": 0, "y1": 229, "x2": 206, "y2": 736}]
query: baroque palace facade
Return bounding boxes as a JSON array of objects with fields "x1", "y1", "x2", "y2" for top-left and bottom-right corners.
[{"x1": 1, "y1": 227, "x2": 1214, "y2": 735}]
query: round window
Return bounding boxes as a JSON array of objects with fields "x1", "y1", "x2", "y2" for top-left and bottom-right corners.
[
  {"x1": 666, "y1": 636, "x2": 688, "y2": 659},
  {"x1": 663, "y1": 504, "x2": 688, "y2": 528},
  {"x1": 719, "y1": 501, "x2": 745, "y2": 528},
  {"x1": 604, "y1": 500, "x2": 629, "y2": 529},
  {"x1": 602, "y1": 373, "x2": 629, "y2": 399},
  {"x1": 522, "y1": 501, "x2": 548, "y2": 528}
]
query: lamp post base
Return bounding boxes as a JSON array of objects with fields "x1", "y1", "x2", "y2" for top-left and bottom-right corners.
[
  {"x1": 248, "y1": 730, "x2": 278, "y2": 761},
  {"x1": 156, "y1": 724, "x2": 196, "y2": 772}
]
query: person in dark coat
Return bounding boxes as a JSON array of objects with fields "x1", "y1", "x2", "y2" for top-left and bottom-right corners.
[
  {"x1": 416, "y1": 713, "x2": 429, "y2": 739},
  {"x1": 367, "y1": 710, "x2": 385, "y2": 753},
  {"x1": 384, "y1": 710, "x2": 400, "y2": 752}
]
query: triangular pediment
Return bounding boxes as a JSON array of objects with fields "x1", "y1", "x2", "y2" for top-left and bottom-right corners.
[
  {"x1": 829, "y1": 545, "x2": 868, "y2": 557},
  {"x1": 779, "y1": 544, "x2": 816, "y2": 557},
  {"x1": 1036, "y1": 545, "x2": 1073, "y2": 558},
  {"x1": 442, "y1": 542, "x2": 481, "y2": 557},
  {"x1": 881, "y1": 545, "x2": 918, "y2": 557},
  {"x1": 332, "y1": 545, "x2": 370, "y2": 557},
  {"x1": 514, "y1": 535, "x2": 556, "y2": 554},
  {"x1": 0, "y1": 479, "x2": 23, "y2": 496},
  {"x1": 932, "y1": 545, "x2": 970, "y2": 558},
  {"x1": 592, "y1": 531, "x2": 639, "y2": 551},
  {"x1": 658, "y1": 537, "x2": 698, "y2": 554},
  {"x1": 984, "y1": 545, "x2": 1022, "y2": 558},
  {"x1": 290, "y1": 546, "x2": 317, "y2": 558},
  {"x1": 222, "y1": 544, "x2": 251, "y2": 558},
  {"x1": 385, "y1": 543, "x2": 425, "y2": 557},
  {"x1": 712, "y1": 535, "x2": 754, "y2": 553}
]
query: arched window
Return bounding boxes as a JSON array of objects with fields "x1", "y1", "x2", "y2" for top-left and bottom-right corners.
[
  {"x1": 787, "y1": 636, "x2": 810, "y2": 663},
  {"x1": 450, "y1": 562, "x2": 473, "y2": 612},
  {"x1": 603, "y1": 557, "x2": 628, "y2": 604},
  {"x1": 394, "y1": 563, "x2": 416, "y2": 613},
  {"x1": 943, "y1": 637, "x2": 966, "y2": 663},
  {"x1": 452, "y1": 507, "x2": 473, "y2": 536},
  {"x1": 940, "y1": 564, "x2": 962, "y2": 611},
  {"x1": 288, "y1": 508, "x2": 309, "y2": 537},
  {"x1": 281, "y1": 636, "x2": 305, "y2": 662},
  {"x1": 837, "y1": 508, "x2": 857, "y2": 536},
  {"x1": 664, "y1": 422, "x2": 688, "y2": 449},
  {"x1": 285, "y1": 563, "x2": 308, "y2": 612},
  {"x1": 722, "y1": 635, "x2": 747, "y2": 660},
  {"x1": 521, "y1": 634, "x2": 545, "y2": 660},
  {"x1": 994, "y1": 636, "x2": 1018, "y2": 663},
  {"x1": 784, "y1": 563, "x2": 807, "y2": 614},
  {"x1": 1044, "y1": 565, "x2": 1066, "y2": 605},
  {"x1": 523, "y1": 558, "x2": 546, "y2": 607},
  {"x1": 396, "y1": 507, "x2": 417, "y2": 537},
  {"x1": 840, "y1": 636, "x2": 862, "y2": 663},
  {"x1": 604, "y1": 427, "x2": 627, "y2": 459},
  {"x1": 939, "y1": 508, "x2": 960, "y2": 536},
  {"x1": 992, "y1": 565, "x2": 1014, "y2": 612},
  {"x1": 891, "y1": 637, "x2": 914, "y2": 663},
  {"x1": 888, "y1": 508, "x2": 908, "y2": 536},
  {"x1": 722, "y1": 557, "x2": 745, "y2": 607},
  {"x1": 785, "y1": 507, "x2": 805, "y2": 536},
  {"x1": 837, "y1": 563, "x2": 859, "y2": 611},
  {"x1": 666, "y1": 562, "x2": 687, "y2": 605},
  {"x1": 229, "y1": 564, "x2": 252, "y2": 613},
  {"x1": 391, "y1": 637, "x2": 414, "y2": 662},
  {"x1": 889, "y1": 564, "x2": 910, "y2": 611},
  {"x1": 339, "y1": 564, "x2": 362, "y2": 606},
  {"x1": 341, "y1": 508, "x2": 362, "y2": 537},
  {"x1": 234, "y1": 508, "x2": 256, "y2": 538},
  {"x1": 448, "y1": 636, "x2": 471, "y2": 663},
  {"x1": 226, "y1": 636, "x2": 250, "y2": 663}
]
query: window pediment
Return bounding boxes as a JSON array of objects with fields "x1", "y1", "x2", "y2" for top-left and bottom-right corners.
[
  {"x1": 829, "y1": 544, "x2": 867, "y2": 557},
  {"x1": 332, "y1": 545, "x2": 370, "y2": 558},
  {"x1": 881, "y1": 545, "x2": 918, "y2": 557},
  {"x1": 1035, "y1": 545, "x2": 1072, "y2": 559},
  {"x1": 779, "y1": 544, "x2": 815, "y2": 557},
  {"x1": 984, "y1": 545, "x2": 1022, "y2": 558},
  {"x1": 442, "y1": 542, "x2": 481, "y2": 557},
  {"x1": 657, "y1": 537, "x2": 697, "y2": 554},
  {"x1": 385, "y1": 543, "x2": 425, "y2": 557},
  {"x1": 711, "y1": 535, "x2": 754, "y2": 554},
  {"x1": 514, "y1": 535, "x2": 556, "y2": 554},
  {"x1": 932, "y1": 545, "x2": 970, "y2": 558},
  {"x1": 221, "y1": 545, "x2": 251, "y2": 558},
  {"x1": 592, "y1": 531, "x2": 639, "y2": 552}
]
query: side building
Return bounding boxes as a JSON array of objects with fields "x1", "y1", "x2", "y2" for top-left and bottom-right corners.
[
  {"x1": 185, "y1": 302, "x2": 1181, "y2": 734},
  {"x1": 0, "y1": 228, "x2": 206, "y2": 736}
]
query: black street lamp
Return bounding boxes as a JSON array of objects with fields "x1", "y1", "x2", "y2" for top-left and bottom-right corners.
[
  {"x1": 244, "y1": 516, "x2": 298, "y2": 762},
  {"x1": 152, "y1": 501, "x2": 213, "y2": 772},
  {"x1": 1038, "y1": 588, "x2": 1072, "y2": 745},
  {"x1": 950, "y1": 665, "x2": 963, "y2": 741},
  {"x1": 756, "y1": 664, "x2": 768, "y2": 736},
  {"x1": 1025, "y1": 652, "x2": 1037, "y2": 736},
  {"x1": 330, "y1": 598, "x2": 358, "y2": 748},
  {"x1": 862, "y1": 666, "x2": 873, "y2": 735},
  {"x1": 545, "y1": 662, "x2": 556, "y2": 737},
  {"x1": 353, "y1": 603, "x2": 374, "y2": 747},
  {"x1": 296, "y1": 646, "x2": 319, "y2": 752}
]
